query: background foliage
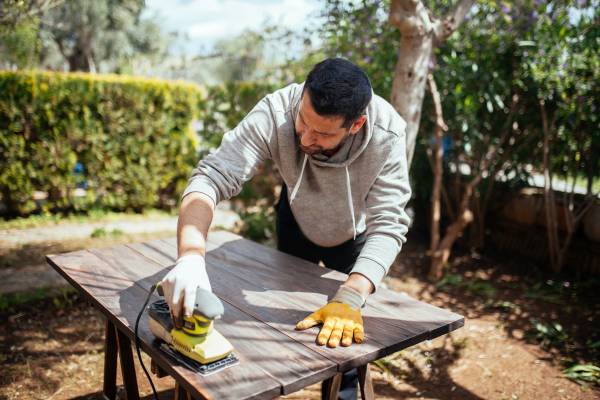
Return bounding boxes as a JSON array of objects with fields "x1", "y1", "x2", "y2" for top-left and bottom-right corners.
[
  {"x1": 314, "y1": 0, "x2": 598, "y2": 237},
  {"x1": 0, "y1": 71, "x2": 200, "y2": 215},
  {"x1": 0, "y1": 0, "x2": 166, "y2": 73},
  {"x1": 1, "y1": 0, "x2": 598, "y2": 246},
  {"x1": 0, "y1": 70, "x2": 279, "y2": 219}
]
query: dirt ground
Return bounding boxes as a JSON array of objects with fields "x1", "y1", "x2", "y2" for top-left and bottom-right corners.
[{"x1": 1, "y1": 231, "x2": 598, "y2": 400}]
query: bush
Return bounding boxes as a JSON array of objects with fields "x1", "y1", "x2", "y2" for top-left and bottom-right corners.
[
  {"x1": 0, "y1": 70, "x2": 202, "y2": 215},
  {"x1": 197, "y1": 80, "x2": 281, "y2": 207},
  {"x1": 1, "y1": 71, "x2": 286, "y2": 219},
  {"x1": 197, "y1": 80, "x2": 278, "y2": 152}
]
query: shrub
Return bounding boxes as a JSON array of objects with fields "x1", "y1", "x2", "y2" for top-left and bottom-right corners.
[{"x1": 0, "y1": 70, "x2": 202, "y2": 215}]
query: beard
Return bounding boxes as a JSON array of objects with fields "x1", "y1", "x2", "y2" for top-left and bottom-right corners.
[
  {"x1": 298, "y1": 130, "x2": 352, "y2": 156},
  {"x1": 299, "y1": 144, "x2": 323, "y2": 155}
]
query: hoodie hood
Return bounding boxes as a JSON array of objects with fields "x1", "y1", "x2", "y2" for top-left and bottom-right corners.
[
  {"x1": 288, "y1": 83, "x2": 376, "y2": 240},
  {"x1": 289, "y1": 82, "x2": 375, "y2": 169}
]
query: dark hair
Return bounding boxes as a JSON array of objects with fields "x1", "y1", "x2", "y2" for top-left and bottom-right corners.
[{"x1": 304, "y1": 58, "x2": 372, "y2": 128}]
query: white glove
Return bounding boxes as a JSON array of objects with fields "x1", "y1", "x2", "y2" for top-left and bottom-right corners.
[{"x1": 160, "y1": 254, "x2": 212, "y2": 324}]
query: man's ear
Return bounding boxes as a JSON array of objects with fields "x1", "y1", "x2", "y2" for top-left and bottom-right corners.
[{"x1": 349, "y1": 115, "x2": 367, "y2": 135}]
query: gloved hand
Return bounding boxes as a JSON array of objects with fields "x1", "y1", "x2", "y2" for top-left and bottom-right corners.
[
  {"x1": 295, "y1": 285, "x2": 365, "y2": 348},
  {"x1": 160, "y1": 254, "x2": 211, "y2": 328}
]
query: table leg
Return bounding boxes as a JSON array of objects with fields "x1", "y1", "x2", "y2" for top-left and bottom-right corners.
[
  {"x1": 174, "y1": 382, "x2": 192, "y2": 400},
  {"x1": 357, "y1": 364, "x2": 375, "y2": 400},
  {"x1": 103, "y1": 319, "x2": 118, "y2": 400},
  {"x1": 115, "y1": 327, "x2": 140, "y2": 400},
  {"x1": 322, "y1": 373, "x2": 342, "y2": 400}
]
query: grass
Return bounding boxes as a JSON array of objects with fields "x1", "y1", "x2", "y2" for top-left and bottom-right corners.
[
  {"x1": 90, "y1": 227, "x2": 124, "y2": 238},
  {"x1": 527, "y1": 319, "x2": 569, "y2": 349},
  {"x1": 0, "y1": 207, "x2": 175, "y2": 230},
  {"x1": 436, "y1": 273, "x2": 497, "y2": 299},
  {"x1": 484, "y1": 299, "x2": 520, "y2": 312},
  {"x1": 525, "y1": 281, "x2": 566, "y2": 304},
  {"x1": 0, "y1": 287, "x2": 78, "y2": 313},
  {"x1": 563, "y1": 364, "x2": 600, "y2": 387}
]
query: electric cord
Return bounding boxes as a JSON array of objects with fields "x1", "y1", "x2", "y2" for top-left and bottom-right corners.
[{"x1": 135, "y1": 283, "x2": 160, "y2": 400}]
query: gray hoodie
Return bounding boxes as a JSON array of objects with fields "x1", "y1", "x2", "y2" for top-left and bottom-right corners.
[{"x1": 182, "y1": 82, "x2": 411, "y2": 288}]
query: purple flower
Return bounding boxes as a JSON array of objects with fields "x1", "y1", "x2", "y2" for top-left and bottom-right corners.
[{"x1": 501, "y1": 4, "x2": 510, "y2": 14}]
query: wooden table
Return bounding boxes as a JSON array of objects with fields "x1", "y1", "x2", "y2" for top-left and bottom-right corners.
[{"x1": 46, "y1": 230, "x2": 464, "y2": 400}]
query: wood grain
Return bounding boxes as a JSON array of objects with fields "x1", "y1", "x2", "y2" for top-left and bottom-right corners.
[
  {"x1": 161, "y1": 232, "x2": 464, "y2": 370},
  {"x1": 115, "y1": 241, "x2": 338, "y2": 395},
  {"x1": 47, "y1": 230, "x2": 464, "y2": 399},
  {"x1": 47, "y1": 250, "x2": 280, "y2": 400}
]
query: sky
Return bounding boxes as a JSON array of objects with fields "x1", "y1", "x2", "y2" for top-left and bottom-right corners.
[{"x1": 142, "y1": 0, "x2": 323, "y2": 56}]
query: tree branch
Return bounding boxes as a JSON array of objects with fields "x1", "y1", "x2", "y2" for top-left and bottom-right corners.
[
  {"x1": 461, "y1": 93, "x2": 518, "y2": 213},
  {"x1": 389, "y1": 0, "x2": 434, "y2": 36},
  {"x1": 433, "y1": 0, "x2": 476, "y2": 41},
  {"x1": 0, "y1": 0, "x2": 65, "y2": 26},
  {"x1": 426, "y1": 149, "x2": 456, "y2": 220},
  {"x1": 53, "y1": 35, "x2": 68, "y2": 60},
  {"x1": 428, "y1": 73, "x2": 448, "y2": 252}
]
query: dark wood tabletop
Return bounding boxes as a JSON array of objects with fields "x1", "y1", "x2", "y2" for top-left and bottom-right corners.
[{"x1": 46, "y1": 230, "x2": 464, "y2": 399}]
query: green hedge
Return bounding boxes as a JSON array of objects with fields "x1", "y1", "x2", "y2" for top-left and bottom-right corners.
[
  {"x1": 197, "y1": 81, "x2": 278, "y2": 151},
  {"x1": 198, "y1": 81, "x2": 280, "y2": 207},
  {"x1": 0, "y1": 70, "x2": 202, "y2": 215}
]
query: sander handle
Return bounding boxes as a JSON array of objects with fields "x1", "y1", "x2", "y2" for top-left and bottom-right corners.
[{"x1": 155, "y1": 282, "x2": 224, "y2": 319}]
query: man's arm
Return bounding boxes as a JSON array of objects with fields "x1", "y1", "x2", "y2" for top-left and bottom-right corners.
[
  {"x1": 163, "y1": 96, "x2": 276, "y2": 322},
  {"x1": 296, "y1": 133, "x2": 411, "y2": 348},
  {"x1": 349, "y1": 133, "x2": 411, "y2": 293},
  {"x1": 344, "y1": 273, "x2": 374, "y2": 297},
  {"x1": 160, "y1": 192, "x2": 216, "y2": 325},
  {"x1": 178, "y1": 96, "x2": 276, "y2": 256},
  {"x1": 177, "y1": 192, "x2": 215, "y2": 258}
]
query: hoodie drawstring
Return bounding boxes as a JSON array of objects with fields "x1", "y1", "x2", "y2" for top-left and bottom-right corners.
[
  {"x1": 345, "y1": 165, "x2": 357, "y2": 240},
  {"x1": 289, "y1": 154, "x2": 357, "y2": 240},
  {"x1": 290, "y1": 153, "x2": 308, "y2": 204}
]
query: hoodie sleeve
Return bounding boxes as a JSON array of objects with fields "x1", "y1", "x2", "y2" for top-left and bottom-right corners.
[
  {"x1": 350, "y1": 133, "x2": 412, "y2": 290},
  {"x1": 182, "y1": 97, "x2": 276, "y2": 205}
]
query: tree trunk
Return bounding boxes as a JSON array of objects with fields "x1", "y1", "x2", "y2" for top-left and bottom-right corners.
[
  {"x1": 429, "y1": 209, "x2": 474, "y2": 280},
  {"x1": 427, "y1": 73, "x2": 447, "y2": 257},
  {"x1": 389, "y1": 1, "x2": 435, "y2": 167},
  {"x1": 68, "y1": 52, "x2": 91, "y2": 72},
  {"x1": 389, "y1": 0, "x2": 475, "y2": 167},
  {"x1": 540, "y1": 100, "x2": 560, "y2": 272}
]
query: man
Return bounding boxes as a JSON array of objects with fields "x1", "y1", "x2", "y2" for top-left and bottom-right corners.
[{"x1": 161, "y1": 58, "x2": 411, "y2": 400}]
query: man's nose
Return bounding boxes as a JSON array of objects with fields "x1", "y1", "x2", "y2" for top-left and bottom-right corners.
[{"x1": 300, "y1": 130, "x2": 316, "y2": 147}]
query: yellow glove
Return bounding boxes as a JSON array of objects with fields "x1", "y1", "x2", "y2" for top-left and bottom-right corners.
[{"x1": 296, "y1": 286, "x2": 365, "y2": 348}]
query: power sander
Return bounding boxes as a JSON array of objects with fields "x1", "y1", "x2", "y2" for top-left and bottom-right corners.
[
  {"x1": 134, "y1": 283, "x2": 238, "y2": 399},
  {"x1": 150, "y1": 284, "x2": 237, "y2": 370}
]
